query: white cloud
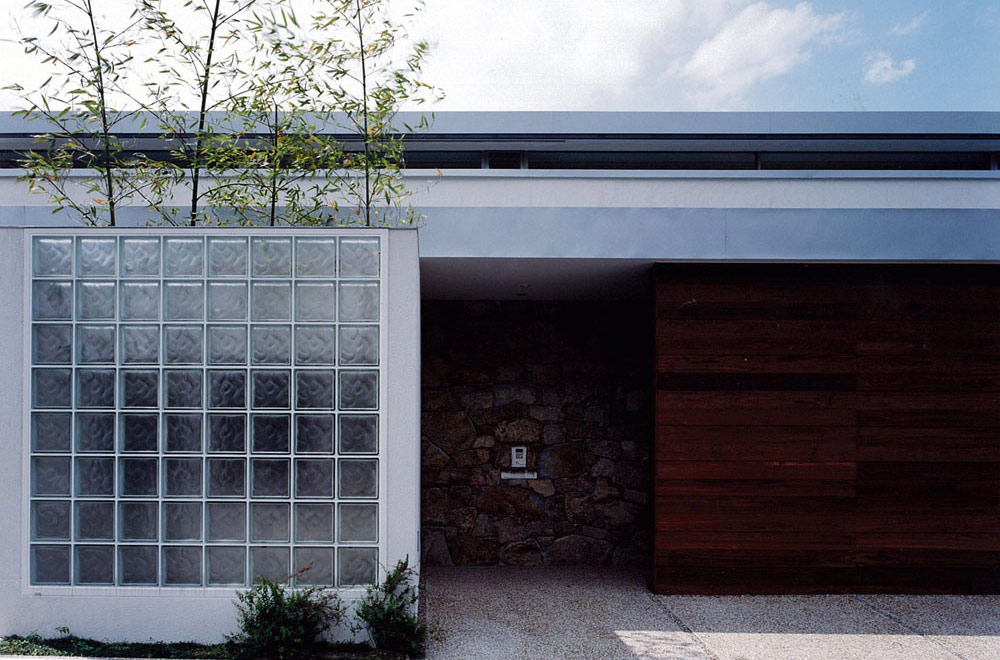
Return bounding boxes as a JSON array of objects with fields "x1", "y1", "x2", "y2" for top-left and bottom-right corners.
[
  {"x1": 671, "y1": 2, "x2": 847, "y2": 109},
  {"x1": 891, "y1": 10, "x2": 929, "y2": 35},
  {"x1": 864, "y1": 51, "x2": 916, "y2": 84},
  {"x1": 414, "y1": 0, "x2": 752, "y2": 110}
]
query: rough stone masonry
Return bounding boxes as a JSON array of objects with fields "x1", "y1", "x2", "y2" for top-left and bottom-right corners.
[{"x1": 421, "y1": 300, "x2": 651, "y2": 566}]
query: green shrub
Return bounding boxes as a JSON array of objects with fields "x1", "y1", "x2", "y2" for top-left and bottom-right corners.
[
  {"x1": 352, "y1": 557, "x2": 433, "y2": 657},
  {"x1": 229, "y1": 575, "x2": 344, "y2": 660}
]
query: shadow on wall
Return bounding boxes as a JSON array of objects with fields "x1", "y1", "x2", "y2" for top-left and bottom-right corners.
[{"x1": 421, "y1": 300, "x2": 652, "y2": 567}]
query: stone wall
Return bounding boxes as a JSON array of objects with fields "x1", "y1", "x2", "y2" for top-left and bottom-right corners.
[{"x1": 421, "y1": 300, "x2": 651, "y2": 566}]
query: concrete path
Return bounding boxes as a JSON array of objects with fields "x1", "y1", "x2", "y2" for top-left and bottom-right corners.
[{"x1": 421, "y1": 567, "x2": 1000, "y2": 660}]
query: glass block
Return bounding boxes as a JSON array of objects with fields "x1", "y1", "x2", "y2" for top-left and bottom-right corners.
[
  {"x1": 339, "y1": 415, "x2": 378, "y2": 454},
  {"x1": 208, "y1": 546, "x2": 246, "y2": 586},
  {"x1": 294, "y1": 504, "x2": 334, "y2": 543},
  {"x1": 296, "y1": 371, "x2": 334, "y2": 409},
  {"x1": 339, "y1": 503, "x2": 378, "y2": 542},
  {"x1": 252, "y1": 238, "x2": 291, "y2": 277},
  {"x1": 208, "y1": 282, "x2": 248, "y2": 321},
  {"x1": 294, "y1": 547, "x2": 333, "y2": 586},
  {"x1": 120, "y1": 458, "x2": 158, "y2": 497},
  {"x1": 252, "y1": 414, "x2": 290, "y2": 453},
  {"x1": 165, "y1": 325, "x2": 203, "y2": 364},
  {"x1": 208, "y1": 237, "x2": 248, "y2": 277},
  {"x1": 339, "y1": 238, "x2": 380, "y2": 277},
  {"x1": 75, "y1": 457, "x2": 114, "y2": 496},
  {"x1": 76, "y1": 501, "x2": 114, "y2": 540},
  {"x1": 251, "y1": 547, "x2": 289, "y2": 584},
  {"x1": 33, "y1": 368, "x2": 71, "y2": 408},
  {"x1": 209, "y1": 370, "x2": 246, "y2": 409},
  {"x1": 294, "y1": 326, "x2": 335, "y2": 365},
  {"x1": 122, "y1": 370, "x2": 159, "y2": 408},
  {"x1": 165, "y1": 282, "x2": 205, "y2": 321},
  {"x1": 33, "y1": 456, "x2": 70, "y2": 496},
  {"x1": 121, "y1": 238, "x2": 160, "y2": 276},
  {"x1": 339, "y1": 459, "x2": 378, "y2": 498},
  {"x1": 295, "y1": 238, "x2": 336, "y2": 277},
  {"x1": 165, "y1": 458, "x2": 203, "y2": 497},
  {"x1": 252, "y1": 325, "x2": 291, "y2": 365},
  {"x1": 294, "y1": 282, "x2": 335, "y2": 322},
  {"x1": 208, "y1": 325, "x2": 247, "y2": 364},
  {"x1": 208, "y1": 414, "x2": 245, "y2": 452},
  {"x1": 33, "y1": 324, "x2": 72, "y2": 364},
  {"x1": 33, "y1": 281, "x2": 73, "y2": 320},
  {"x1": 76, "y1": 369, "x2": 114, "y2": 408},
  {"x1": 75, "y1": 412, "x2": 115, "y2": 452},
  {"x1": 295, "y1": 459, "x2": 333, "y2": 498},
  {"x1": 338, "y1": 547, "x2": 377, "y2": 587},
  {"x1": 251, "y1": 282, "x2": 291, "y2": 321},
  {"x1": 121, "y1": 414, "x2": 158, "y2": 452},
  {"x1": 164, "y1": 237, "x2": 204, "y2": 277},
  {"x1": 166, "y1": 370, "x2": 203, "y2": 409},
  {"x1": 252, "y1": 370, "x2": 290, "y2": 409},
  {"x1": 121, "y1": 282, "x2": 160, "y2": 320},
  {"x1": 165, "y1": 414, "x2": 202, "y2": 452},
  {"x1": 296, "y1": 415, "x2": 334, "y2": 454},
  {"x1": 164, "y1": 502, "x2": 202, "y2": 541},
  {"x1": 120, "y1": 501, "x2": 158, "y2": 541},
  {"x1": 76, "y1": 545, "x2": 114, "y2": 584},
  {"x1": 32, "y1": 500, "x2": 70, "y2": 540},
  {"x1": 76, "y1": 238, "x2": 116, "y2": 276},
  {"x1": 338, "y1": 282, "x2": 379, "y2": 322},
  {"x1": 339, "y1": 326, "x2": 378, "y2": 366},
  {"x1": 251, "y1": 503, "x2": 289, "y2": 541},
  {"x1": 77, "y1": 281, "x2": 116, "y2": 320},
  {"x1": 33, "y1": 237, "x2": 72, "y2": 276},
  {"x1": 163, "y1": 546, "x2": 202, "y2": 585},
  {"x1": 208, "y1": 458, "x2": 246, "y2": 497},
  {"x1": 32, "y1": 545, "x2": 70, "y2": 584},
  {"x1": 251, "y1": 459, "x2": 289, "y2": 498},
  {"x1": 119, "y1": 545, "x2": 158, "y2": 585},
  {"x1": 121, "y1": 325, "x2": 160, "y2": 364},
  {"x1": 207, "y1": 502, "x2": 246, "y2": 541},
  {"x1": 339, "y1": 371, "x2": 378, "y2": 410},
  {"x1": 76, "y1": 324, "x2": 115, "y2": 363},
  {"x1": 32, "y1": 412, "x2": 72, "y2": 452}
]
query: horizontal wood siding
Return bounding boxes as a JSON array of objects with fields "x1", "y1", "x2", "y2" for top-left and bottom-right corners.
[{"x1": 653, "y1": 265, "x2": 999, "y2": 594}]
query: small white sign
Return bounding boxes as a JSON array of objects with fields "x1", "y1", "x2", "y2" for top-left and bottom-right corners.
[{"x1": 512, "y1": 446, "x2": 527, "y2": 468}]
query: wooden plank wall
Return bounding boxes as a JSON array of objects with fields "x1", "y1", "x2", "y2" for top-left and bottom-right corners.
[{"x1": 653, "y1": 265, "x2": 999, "y2": 594}]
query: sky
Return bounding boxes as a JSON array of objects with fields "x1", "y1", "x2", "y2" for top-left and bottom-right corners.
[{"x1": 1, "y1": 0, "x2": 998, "y2": 112}]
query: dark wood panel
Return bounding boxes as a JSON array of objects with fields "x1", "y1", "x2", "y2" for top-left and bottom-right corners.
[
  {"x1": 658, "y1": 354, "x2": 858, "y2": 374},
  {"x1": 854, "y1": 549, "x2": 1000, "y2": 567},
  {"x1": 852, "y1": 567, "x2": 1000, "y2": 594},
  {"x1": 656, "y1": 320, "x2": 856, "y2": 355},
  {"x1": 657, "y1": 478, "x2": 855, "y2": 498},
  {"x1": 656, "y1": 549, "x2": 855, "y2": 568},
  {"x1": 858, "y1": 428, "x2": 1000, "y2": 462},
  {"x1": 653, "y1": 264, "x2": 1000, "y2": 594},
  {"x1": 656, "y1": 462, "x2": 856, "y2": 481},
  {"x1": 656, "y1": 426, "x2": 857, "y2": 462},
  {"x1": 857, "y1": 356, "x2": 1000, "y2": 392},
  {"x1": 857, "y1": 533, "x2": 1000, "y2": 551}
]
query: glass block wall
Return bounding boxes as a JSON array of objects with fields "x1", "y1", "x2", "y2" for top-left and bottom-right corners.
[{"x1": 28, "y1": 233, "x2": 383, "y2": 588}]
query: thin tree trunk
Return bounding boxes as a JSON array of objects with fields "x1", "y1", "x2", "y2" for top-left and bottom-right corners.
[
  {"x1": 86, "y1": 0, "x2": 115, "y2": 226},
  {"x1": 191, "y1": 0, "x2": 224, "y2": 226},
  {"x1": 355, "y1": 0, "x2": 371, "y2": 226}
]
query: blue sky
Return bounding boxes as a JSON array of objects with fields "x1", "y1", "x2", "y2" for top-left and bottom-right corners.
[
  {"x1": 2, "y1": 0, "x2": 998, "y2": 112},
  {"x1": 415, "y1": 0, "x2": 1000, "y2": 111}
]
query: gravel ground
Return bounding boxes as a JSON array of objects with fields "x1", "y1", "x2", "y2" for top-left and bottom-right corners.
[{"x1": 421, "y1": 567, "x2": 1000, "y2": 660}]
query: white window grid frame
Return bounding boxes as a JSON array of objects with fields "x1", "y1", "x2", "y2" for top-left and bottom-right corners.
[{"x1": 22, "y1": 227, "x2": 389, "y2": 596}]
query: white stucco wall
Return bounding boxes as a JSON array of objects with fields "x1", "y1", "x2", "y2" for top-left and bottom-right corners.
[{"x1": 0, "y1": 227, "x2": 421, "y2": 643}]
